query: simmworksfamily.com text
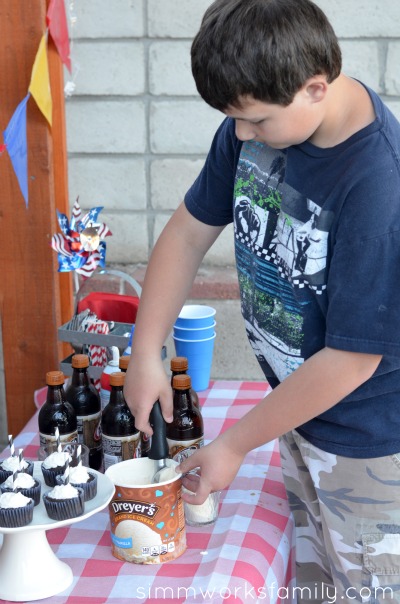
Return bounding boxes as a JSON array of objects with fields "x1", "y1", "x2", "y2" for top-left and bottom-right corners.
[{"x1": 133, "y1": 582, "x2": 393, "y2": 602}]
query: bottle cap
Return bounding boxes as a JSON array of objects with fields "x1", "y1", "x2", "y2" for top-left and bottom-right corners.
[
  {"x1": 71, "y1": 354, "x2": 90, "y2": 369},
  {"x1": 119, "y1": 356, "x2": 130, "y2": 371},
  {"x1": 170, "y1": 357, "x2": 188, "y2": 372},
  {"x1": 172, "y1": 374, "x2": 191, "y2": 389},
  {"x1": 110, "y1": 372, "x2": 125, "y2": 387},
  {"x1": 46, "y1": 371, "x2": 65, "y2": 386}
]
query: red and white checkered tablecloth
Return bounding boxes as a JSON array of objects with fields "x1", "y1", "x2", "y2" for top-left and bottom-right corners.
[{"x1": 0, "y1": 380, "x2": 295, "y2": 604}]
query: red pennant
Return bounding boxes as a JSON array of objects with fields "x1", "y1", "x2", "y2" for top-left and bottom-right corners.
[{"x1": 47, "y1": 0, "x2": 71, "y2": 73}]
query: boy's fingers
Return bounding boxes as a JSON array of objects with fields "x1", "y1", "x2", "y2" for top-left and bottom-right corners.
[
  {"x1": 181, "y1": 481, "x2": 211, "y2": 505},
  {"x1": 158, "y1": 392, "x2": 174, "y2": 424},
  {"x1": 133, "y1": 408, "x2": 153, "y2": 435},
  {"x1": 182, "y1": 472, "x2": 200, "y2": 491},
  {"x1": 176, "y1": 455, "x2": 198, "y2": 476}
]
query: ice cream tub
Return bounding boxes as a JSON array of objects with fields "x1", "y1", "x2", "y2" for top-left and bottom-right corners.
[{"x1": 105, "y1": 458, "x2": 186, "y2": 564}]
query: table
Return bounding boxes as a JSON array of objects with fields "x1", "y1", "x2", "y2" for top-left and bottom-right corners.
[{"x1": 0, "y1": 380, "x2": 295, "y2": 604}]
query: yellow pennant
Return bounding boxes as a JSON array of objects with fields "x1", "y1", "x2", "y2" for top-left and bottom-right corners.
[{"x1": 29, "y1": 34, "x2": 52, "y2": 126}]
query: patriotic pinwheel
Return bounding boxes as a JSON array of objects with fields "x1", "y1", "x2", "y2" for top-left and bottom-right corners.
[{"x1": 51, "y1": 199, "x2": 112, "y2": 279}]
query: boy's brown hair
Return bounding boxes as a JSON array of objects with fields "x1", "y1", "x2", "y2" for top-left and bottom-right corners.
[{"x1": 191, "y1": 0, "x2": 342, "y2": 110}]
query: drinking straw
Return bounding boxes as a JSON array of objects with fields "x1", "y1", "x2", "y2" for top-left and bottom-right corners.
[
  {"x1": 12, "y1": 468, "x2": 18, "y2": 492},
  {"x1": 62, "y1": 459, "x2": 70, "y2": 485},
  {"x1": 18, "y1": 448, "x2": 23, "y2": 472},
  {"x1": 8, "y1": 435, "x2": 14, "y2": 457},
  {"x1": 55, "y1": 427, "x2": 62, "y2": 453},
  {"x1": 77, "y1": 444, "x2": 82, "y2": 467}
]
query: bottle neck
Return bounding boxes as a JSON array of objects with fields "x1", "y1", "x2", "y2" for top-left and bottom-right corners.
[
  {"x1": 46, "y1": 384, "x2": 66, "y2": 405},
  {"x1": 71, "y1": 367, "x2": 90, "y2": 387},
  {"x1": 109, "y1": 385, "x2": 126, "y2": 406},
  {"x1": 173, "y1": 388, "x2": 195, "y2": 412}
]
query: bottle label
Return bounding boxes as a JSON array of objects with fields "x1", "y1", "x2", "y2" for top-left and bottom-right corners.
[
  {"x1": 102, "y1": 433, "x2": 141, "y2": 471},
  {"x1": 76, "y1": 411, "x2": 102, "y2": 452},
  {"x1": 39, "y1": 430, "x2": 78, "y2": 447},
  {"x1": 166, "y1": 437, "x2": 204, "y2": 463}
]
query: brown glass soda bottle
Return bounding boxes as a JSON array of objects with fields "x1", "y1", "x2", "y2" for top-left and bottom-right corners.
[
  {"x1": 101, "y1": 372, "x2": 140, "y2": 471},
  {"x1": 38, "y1": 371, "x2": 78, "y2": 446},
  {"x1": 166, "y1": 374, "x2": 204, "y2": 463},
  {"x1": 170, "y1": 356, "x2": 200, "y2": 408},
  {"x1": 65, "y1": 354, "x2": 103, "y2": 471},
  {"x1": 118, "y1": 355, "x2": 130, "y2": 372},
  {"x1": 119, "y1": 355, "x2": 151, "y2": 458}
]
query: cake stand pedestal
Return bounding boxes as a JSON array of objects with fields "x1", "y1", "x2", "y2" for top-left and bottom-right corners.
[
  {"x1": 0, "y1": 528, "x2": 73, "y2": 601},
  {"x1": 0, "y1": 462, "x2": 114, "y2": 602}
]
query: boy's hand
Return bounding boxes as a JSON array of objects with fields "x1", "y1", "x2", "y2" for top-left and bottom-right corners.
[
  {"x1": 177, "y1": 437, "x2": 244, "y2": 505},
  {"x1": 123, "y1": 355, "x2": 173, "y2": 435}
]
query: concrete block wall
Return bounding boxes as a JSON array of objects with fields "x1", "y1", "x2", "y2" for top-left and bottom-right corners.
[{"x1": 66, "y1": 0, "x2": 400, "y2": 269}]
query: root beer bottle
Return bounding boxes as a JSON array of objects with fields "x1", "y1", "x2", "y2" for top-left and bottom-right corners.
[
  {"x1": 101, "y1": 372, "x2": 140, "y2": 470},
  {"x1": 118, "y1": 355, "x2": 130, "y2": 372},
  {"x1": 65, "y1": 354, "x2": 103, "y2": 471},
  {"x1": 39, "y1": 371, "x2": 78, "y2": 446},
  {"x1": 170, "y1": 356, "x2": 200, "y2": 408},
  {"x1": 166, "y1": 374, "x2": 204, "y2": 463},
  {"x1": 119, "y1": 355, "x2": 151, "y2": 458}
]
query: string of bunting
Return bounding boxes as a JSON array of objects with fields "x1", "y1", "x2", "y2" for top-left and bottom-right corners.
[{"x1": 1, "y1": 0, "x2": 72, "y2": 207}]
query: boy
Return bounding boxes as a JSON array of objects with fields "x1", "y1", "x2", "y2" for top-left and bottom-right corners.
[{"x1": 124, "y1": 0, "x2": 400, "y2": 600}]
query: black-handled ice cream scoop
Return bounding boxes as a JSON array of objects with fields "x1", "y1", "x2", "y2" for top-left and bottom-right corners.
[{"x1": 149, "y1": 400, "x2": 170, "y2": 483}]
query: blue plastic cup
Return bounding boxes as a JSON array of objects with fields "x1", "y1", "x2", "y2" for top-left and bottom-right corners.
[
  {"x1": 173, "y1": 321, "x2": 216, "y2": 341},
  {"x1": 173, "y1": 333, "x2": 216, "y2": 391},
  {"x1": 175, "y1": 305, "x2": 216, "y2": 329}
]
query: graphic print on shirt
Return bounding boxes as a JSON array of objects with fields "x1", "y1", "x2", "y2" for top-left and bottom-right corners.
[{"x1": 234, "y1": 142, "x2": 331, "y2": 381}]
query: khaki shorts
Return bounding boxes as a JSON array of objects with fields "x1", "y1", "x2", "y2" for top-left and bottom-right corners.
[{"x1": 279, "y1": 430, "x2": 400, "y2": 603}]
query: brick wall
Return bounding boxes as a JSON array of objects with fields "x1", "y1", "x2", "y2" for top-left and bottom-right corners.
[{"x1": 66, "y1": 0, "x2": 400, "y2": 267}]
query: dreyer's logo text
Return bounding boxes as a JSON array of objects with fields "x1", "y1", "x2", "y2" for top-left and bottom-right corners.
[{"x1": 111, "y1": 500, "x2": 160, "y2": 519}]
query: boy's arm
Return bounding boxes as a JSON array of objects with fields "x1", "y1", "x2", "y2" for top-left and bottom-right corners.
[
  {"x1": 178, "y1": 347, "x2": 382, "y2": 503},
  {"x1": 123, "y1": 202, "x2": 225, "y2": 434}
]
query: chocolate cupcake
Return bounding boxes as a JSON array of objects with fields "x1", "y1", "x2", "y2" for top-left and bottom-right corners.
[
  {"x1": 41, "y1": 451, "x2": 71, "y2": 487},
  {"x1": 0, "y1": 456, "x2": 34, "y2": 483},
  {"x1": 57, "y1": 465, "x2": 97, "y2": 502},
  {"x1": 43, "y1": 483, "x2": 85, "y2": 521},
  {"x1": 0, "y1": 491, "x2": 34, "y2": 528},
  {"x1": 1, "y1": 472, "x2": 41, "y2": 506}
]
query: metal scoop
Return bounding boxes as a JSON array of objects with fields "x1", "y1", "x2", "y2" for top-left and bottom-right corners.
[{"x1": 149, "y1": 400, "x2": 170, "y2": 483}]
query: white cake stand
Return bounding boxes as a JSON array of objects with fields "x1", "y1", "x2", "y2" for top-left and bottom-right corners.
[{"x1": 0, "y1": 462, "x2": 115, "y2": 602}]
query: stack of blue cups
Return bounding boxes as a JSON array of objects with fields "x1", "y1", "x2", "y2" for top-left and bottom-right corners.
[{"x1": 173, "y1": 305, "x2": 216, "y2": 391}]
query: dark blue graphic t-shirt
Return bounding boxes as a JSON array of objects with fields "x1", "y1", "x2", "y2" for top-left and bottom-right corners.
[{"x1": 185, "y1": 85, "x2": 400, "y2": 457}]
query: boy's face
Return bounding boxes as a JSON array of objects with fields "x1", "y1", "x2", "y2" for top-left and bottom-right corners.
[{"x1": 224, "y1": 85, "x2": 325, "y2": 149}]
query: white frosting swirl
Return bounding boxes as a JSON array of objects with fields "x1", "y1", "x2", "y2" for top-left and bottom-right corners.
[
  {"x1": 69, "y1": 465, "x2": 90, "y2": 484},
  {"x1": 4, "y1": 473, "x2": 35, "y2": 489},
  {"x1": 42, "y1": 451, "x2": 71, "y2": 469},
  {"x1": 1, "y1": 456, "x2": 29, "y2": 472},
  {"x1": 47, "y1": 483, "x2": 79, "y2": 500},
  {"x1": 0, "y1": 491, "x2": 31, "y2": 509}
]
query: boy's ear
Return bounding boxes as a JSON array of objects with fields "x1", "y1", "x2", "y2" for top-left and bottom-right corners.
[{"x1": 304, "y1": 77, "x2": 329, "y2": 104}]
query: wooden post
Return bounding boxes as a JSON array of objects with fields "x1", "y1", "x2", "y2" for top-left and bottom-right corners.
[{"x1": 0, "y1": 0, "x2": 73, "y2": 436}]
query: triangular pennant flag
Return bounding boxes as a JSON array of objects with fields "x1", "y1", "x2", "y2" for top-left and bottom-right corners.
[
  {"x1": 3, "y1": 94, "x2": 30, "y2": 207},
  {"x1": 29, "y1": 34, "x2": 52, "y2": 126},
  {"x1": 47, "y1": 0, "x2": 71, "y2": 73}
]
